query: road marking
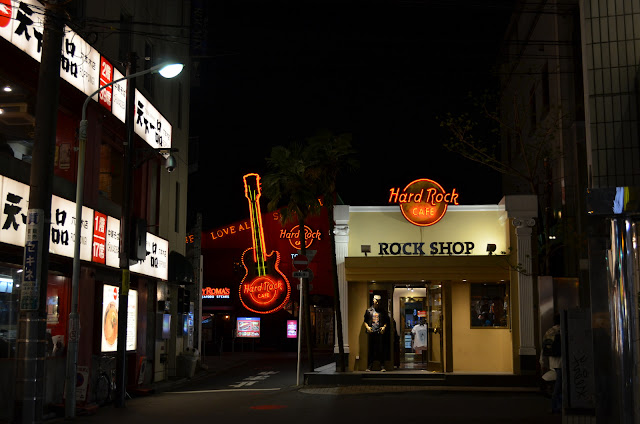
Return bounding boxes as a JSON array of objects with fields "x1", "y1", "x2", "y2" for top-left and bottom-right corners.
[
  {"x1": 230, "y1": 381, "x2": 256, "y2": 388},
  {"x1": 229, "y1": 371, "x2": 279, "y2": 388},
  {"x1": 167, "y1": 388, "x2": 281, "y2": 394}
]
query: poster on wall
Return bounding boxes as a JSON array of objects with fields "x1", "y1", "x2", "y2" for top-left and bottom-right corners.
[
  {"x1": 286, "y1": 320, "x2": 297, "y2": 339},
  {"x1": 237, "y1": 317, "x2": 260, "y2": 338},
  {"x1": 100, "y1": 285, "x2": 137, "y2": 352}
]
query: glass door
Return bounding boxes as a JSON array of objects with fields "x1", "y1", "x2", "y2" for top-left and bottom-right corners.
[
  {"x1": 396, "y1": 285, "x2": 428, "y2": 370},
  {"x1": 427, "y1": 283, "x2": 444, "y2": 372}
]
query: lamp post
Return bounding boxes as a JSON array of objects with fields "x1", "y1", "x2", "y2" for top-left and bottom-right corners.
[{"x1": 65, "y1": 58, "x2": 183, "y2": 418}]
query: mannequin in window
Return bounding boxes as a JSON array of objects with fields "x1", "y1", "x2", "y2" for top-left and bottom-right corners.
[
  {"x1": 412, "y1": 318, "x2": 428, "y2": 363},
  {"x1": 364, "y1": 294, "x2": 389, "y2": 371}
]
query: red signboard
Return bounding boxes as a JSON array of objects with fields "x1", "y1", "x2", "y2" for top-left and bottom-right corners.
[
  {"x1": 92, "y1": 211, "x2": 107, "y2": 264},
  {"x1": 389, "y1": 178, "x2": 459, "y2": 226},
  {"x1": 99, "y1": 57, "x2": 113, "y2": 111}
]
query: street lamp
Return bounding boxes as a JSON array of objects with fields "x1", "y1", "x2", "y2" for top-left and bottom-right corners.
[{"x1": 65, "y1": 60, "x2": 183, "y2": 418}]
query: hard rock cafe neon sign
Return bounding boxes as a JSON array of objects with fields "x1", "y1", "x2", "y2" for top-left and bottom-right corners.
[
  {"x1": 389, "y1": 178, "x2": 459, "y2": 226},
  {"x1": 239, "y1": 174, "x2": 291, "y2": 314},
  {"x1": 280, "y1": 225, "x2": 321, "y2": 249}
]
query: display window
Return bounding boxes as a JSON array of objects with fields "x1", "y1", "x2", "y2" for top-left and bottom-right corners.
[{"x1": 470, "y1": 283, "x2": 509, "y2": 328}]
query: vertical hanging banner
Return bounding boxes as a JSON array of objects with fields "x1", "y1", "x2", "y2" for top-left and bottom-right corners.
[
  {"x1": 98, "y1": 56, "x2": 113, "y2": 112},
  {"x1": 92, "y1": 211, "x2": 107, "y2": 264},
  {"x1": 20, "y1": 208, "x2": 44, "y2": 310}
]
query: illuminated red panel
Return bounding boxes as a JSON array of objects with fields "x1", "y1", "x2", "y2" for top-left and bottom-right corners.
[
  {"x1": 92, "y1": 211, "x2": 107, "y2": 264},
  {"x1": 99, "y1": 56, "x2": 114, "y2": 111}
]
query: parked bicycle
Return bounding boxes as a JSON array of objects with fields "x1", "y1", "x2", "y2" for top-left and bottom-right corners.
[{"x1": 94, "y1": 355, "x2": 116, "y2": 406}]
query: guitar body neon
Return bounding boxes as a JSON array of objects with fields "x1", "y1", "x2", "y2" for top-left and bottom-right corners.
[{"x1": 238, "y1": 173, "x2": 291, "y2": 314}]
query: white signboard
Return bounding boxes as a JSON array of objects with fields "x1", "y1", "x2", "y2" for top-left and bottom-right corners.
[
  {"x1": 0, "y1": 175, "x2": 168, "y2": 280},
  {"x1": 111, "y1": 68, "x2": 127, "y2": 123},
  {"x1": 134, "y1": 90, "x2": 172, "y2": 150},
  {"x1": 0, "y1": 1, "x2": 170, "y2": 140},
  {"x1": 60, "y1": 27, "x2": 100, "y2": 100},
  {"x1": 0, "y1": 0, "x2": 44, "y2": 62},
  {"x1": 49, "y1": 195, "x2": 93, "y2": 261},
  {"x1": 0, "y1": 176, "x2": 29, "y2": 247},
  {"x1": 100, "y1": 285, "x2": 137, "y2": 352},
  {"x1": 130, "y1": 232, "x2": 168, "y2": 281},
  {"x1": 105, "y1": 216, "x2": 120, "y2": 268}
]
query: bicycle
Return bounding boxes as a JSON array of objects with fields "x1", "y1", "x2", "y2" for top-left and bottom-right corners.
[{"x1": 94, "y1": 355, "x2": 116, "y2": 406}]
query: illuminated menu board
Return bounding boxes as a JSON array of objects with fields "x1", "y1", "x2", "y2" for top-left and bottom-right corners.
[{"x1": 100, "y1": 285, "x2": 137, "y2": 352}]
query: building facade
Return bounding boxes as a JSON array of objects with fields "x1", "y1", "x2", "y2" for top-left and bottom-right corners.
[
  {"x1": 0, "y1": 1, "x2": 191, "y2": 421},
  {"x1": 332, "y1": 186, "x2": 538, "y2": 374},
  {"x1": 500, "y1": 0, "x2": 640, "y2": 421}
]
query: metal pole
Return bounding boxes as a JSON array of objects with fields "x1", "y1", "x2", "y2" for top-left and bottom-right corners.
[
  {"x1": 14, "y1": 3, "x2": 64, "y2": 423},
  {"x1": 115, "y1": 52, "x2": 137, "y2": 408},
  {"x1": 296, "y1": 277, "x2": 303, "y2": 385},
  {"x1": 64, "y1": 54, "x2": 166, "y2": 418},
  {"x1": 64, "y1": 117, "x2": 86, "y2": 418}
]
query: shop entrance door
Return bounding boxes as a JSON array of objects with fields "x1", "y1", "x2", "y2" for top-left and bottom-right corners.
[
  {"x1": 399, "y1": 293, "x2": 427, "y2": 370},
  {"x1": 394, "y1": 283, "x2": 444, "y2": 372}
]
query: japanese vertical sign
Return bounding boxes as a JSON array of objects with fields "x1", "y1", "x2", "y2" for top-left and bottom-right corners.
[
  {"x1": 105, "y1": 216, "x2": 120, "y2": 268},
  {"x1": 92, "y1": 211, "x2": 107, "y2": 264},
  {"x1": 134, "y1": 90, "x2": 173, "y2": 150},
  {"x1": 20, "y1": 208, "x2": 44, "y2": 310},
  {"x1": 111, "y1": 68, "x2": 127, "y2": 123},
  {"x1": 98, "y1": 56, "x2": 113, "y2": 112}
]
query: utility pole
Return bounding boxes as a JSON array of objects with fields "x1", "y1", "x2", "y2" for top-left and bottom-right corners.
[
  {"x1": 115, "y1": 52, "x2": 137, "y2": 408},
  {"x1": 14, "y1": 2, "x2": 64, "y2": 423}
]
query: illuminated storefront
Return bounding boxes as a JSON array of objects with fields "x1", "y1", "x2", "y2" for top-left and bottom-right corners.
[{"x1": 334, "y1": 190, "x2": 539, "y2": 374}]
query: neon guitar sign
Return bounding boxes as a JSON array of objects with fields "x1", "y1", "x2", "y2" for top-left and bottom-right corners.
[{"x1": 239, "y1": 173, "x2": 291, "y2": 314}]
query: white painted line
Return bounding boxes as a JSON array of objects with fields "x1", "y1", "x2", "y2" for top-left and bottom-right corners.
[{"x1": 167, "y1": 388, "x2": 281, "y2": 394}]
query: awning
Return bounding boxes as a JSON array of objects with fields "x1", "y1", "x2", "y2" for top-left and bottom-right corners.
[{"x1": 168, "y1": 251, "x2": 195, "y2": 285}]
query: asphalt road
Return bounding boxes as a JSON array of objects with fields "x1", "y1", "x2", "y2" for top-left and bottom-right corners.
[{"x1": 67, "y1": 352, "x2": 561, "y2": 424}]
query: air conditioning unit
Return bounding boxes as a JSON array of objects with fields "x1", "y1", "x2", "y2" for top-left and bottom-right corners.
[{"x1": 0, "y1": 103, "x2": 35, "y2": 126}]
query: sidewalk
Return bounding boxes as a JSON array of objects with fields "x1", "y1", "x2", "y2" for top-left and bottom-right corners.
[{"x1": 304, "y1": 361, "x2": 540, "y2": 392}]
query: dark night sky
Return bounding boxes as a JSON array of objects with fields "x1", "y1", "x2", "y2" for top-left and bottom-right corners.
[{"x1": 188, "y1": 1, "x2": 515, "y2": 230}]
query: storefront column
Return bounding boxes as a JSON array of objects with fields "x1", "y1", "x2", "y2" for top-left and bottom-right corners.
[
  {"x1": 333, "y1": 205, "x2": 349, "y2": 355},
  {"x1": 513, "y1": 217, "x2": 537, "y2": 364}
]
